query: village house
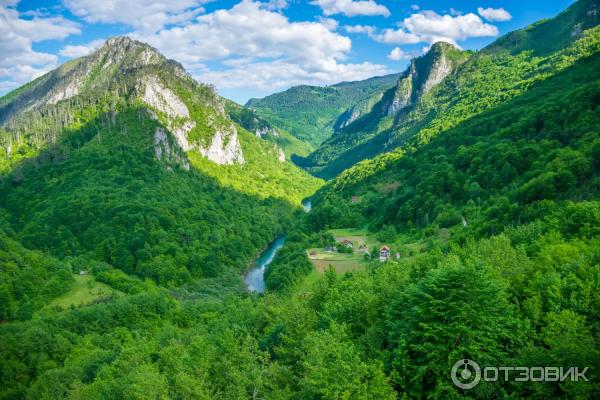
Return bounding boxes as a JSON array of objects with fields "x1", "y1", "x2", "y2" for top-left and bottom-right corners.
[
  {"x1": 340, "y1": 239, "x2": 353, "y2": 248},
  {"x1": 379, "y1": 245, "x2": 390, "y2": 262},
  {"x1": 351, "y1": 196, "x2": 361, "y2": 204}
]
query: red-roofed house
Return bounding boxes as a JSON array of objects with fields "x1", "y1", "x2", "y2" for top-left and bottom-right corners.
[{"x1": 379, "y1": 245, "x2": 390, "y2": 262}]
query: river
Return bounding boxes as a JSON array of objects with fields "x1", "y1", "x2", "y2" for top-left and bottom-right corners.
[
  {"x1": 244, "y1": 200, "x2": 312, "y2": 293},
  {"x1": 302, "y1": 199, "x2": 312, "y2": 212},
  {"x1": 244, "y1": 235, "x2": 285, "y2": 293}
]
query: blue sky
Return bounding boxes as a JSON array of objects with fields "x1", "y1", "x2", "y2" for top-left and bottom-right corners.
[{"x1": 1, "y1": 0, "x2": 575, "y2": 103}]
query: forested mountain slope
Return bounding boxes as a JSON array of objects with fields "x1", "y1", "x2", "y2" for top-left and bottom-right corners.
[
  {"x1": 224, "y1": 99, "x2": 313, "y2": 157},
  {"x1": 1, "y1": 2, "x2": 599, "y2": 399},
  {"x1": 245, "y1": 73, "x2": 400, "y2": 149},
  {"x1": 313, "y1": 48, "x2": 600, "y2": 233},
  {"x1": 0, "y1": 37, "x2": 320, "y2": 293},
  {"x1": 300, "y1": 0, "x2": 600, "y2": 179}
]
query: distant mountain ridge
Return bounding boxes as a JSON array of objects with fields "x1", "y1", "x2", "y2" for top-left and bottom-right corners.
[
  {"x1": 297, "y1": 0, "x2": 600, "y2": 179},
  {"x1": 297, "y1": 41, "x2": 470, "y2": 178},
  {"x1": 245, "y1": 73, "x2": 400, "y2": 150}
]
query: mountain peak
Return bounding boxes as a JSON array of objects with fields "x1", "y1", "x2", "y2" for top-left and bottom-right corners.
[
  {"x1": 90, "y1": 36, "x2": 174, "y2": 72},
  {"x1": 0, "y1": 36, "x2": 188, "y2": 124},
  {"x1": 428, "y1": 41, "x2": 458, "y2": 52},
  {"x1": 0, "y1": 36, "x2": 246, "y2": 166},
  {"x1": 104, "y1": 35, "x2": 137, "y2": 47},
  {"x1": 385, "y1": 40, "x2": 469, "y2": 115}
]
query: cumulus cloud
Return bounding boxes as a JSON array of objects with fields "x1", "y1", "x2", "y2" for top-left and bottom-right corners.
[
  {"x1": 59, "y1": 39, "x2": 105, "y2": 58},
  {"x1": 135, "y1": 0, "x2": 388, "y2": 92},
  {"x1": 317, "y1": 16, "x2": 340, "y2": 30},
  {"x1": 311, "y1": 0, "x2": 390, "y2": 17},
  {"x1": 261, "y1": 0, "x2": 288, "y2": 10},
  {"x1": 0, "y1": 2, "x2": 80, "y2": 93},
  {"x1": 62, "y1": 0, "x2": 211, "y2": 32},
  {"x1": 387, "y1": 47, "x2": 411, "y2": 61},
  {"x1": 197, "y1": 59, "x2": 389, "y2": 91},
  {"x1": 373, "y1": 28, "x2": 420, "y2": 44},
  {"x1": 344, "y1": 24, "x2": 376, "y2": 35},
  {"x1": 371, "y1": 10, "x2": 499, "y2": 45},
  {"x1": 477, "y1": 7, "x2": 512, "y2": 22}
]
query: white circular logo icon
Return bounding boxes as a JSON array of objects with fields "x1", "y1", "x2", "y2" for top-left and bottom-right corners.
[{"x1": 451, "y1": 359, "x2": 481, "y2": 389}]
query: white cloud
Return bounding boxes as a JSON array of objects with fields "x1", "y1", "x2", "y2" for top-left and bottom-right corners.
[
  {"x1": 311, "y1": 0, "x2": 390, "y2": 17},
  {"x1": 197, "y1": 59, "x2": 389, "y2": 91},
  {"x1": 477, "y1": 7, "x2": 512, "y2": 22},
  {"x1": 62, "y1": 0, "x2": 211, "y2": 32},
  {"x1": 137, "y1": 1, "x2": 350, "y2": 66},
  {"x1": 387, "y1": 47, "x2": 411, "y2": 61},
  {"x1": 132, "y1": 0, "x2": 388, "y2": 92},
  {"x1": 372, "y1": 10, "x2": 499, "y2": 45},
  {"x1": 317, "y1": 16, "x2": 339, "y2": 30},
  {"x1": 410, "y1": 4, "x2": 419, "y2": 11},
  {"x1": 59, "y1": 39, "x2": 105, "y2": 58},
  {"x1": 372, "y1": 28, "x2": 421, "y2": 44},
  {"x1": 261, "y1": 0, "x2": 288, "y2": 10},
  {"x1": 0, "y1": 3, "x2": 80, "y2": 93},
  {"x1": 344, "y1": 24, "x2": 375, "y2": 35}
]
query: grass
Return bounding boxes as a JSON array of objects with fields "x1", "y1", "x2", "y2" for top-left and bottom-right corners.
[
  {"x1": 329, "y1": 227, "x2": 385, "y2": 249},
  {"x1": 45, "y1": 273, "x2": 121, "y2": 310},
  {"x1": 307, "y1": 227, "x2": 423, "y2": 274},
  {"x1": 307, "y1": 227, "x2": 375, "y2": 274},
  {"x1": 307, "y1": 246, "x2": 365, "y2": 274}
]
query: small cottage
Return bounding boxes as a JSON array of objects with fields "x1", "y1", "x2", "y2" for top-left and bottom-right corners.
[
  {"x1": 340, "y1": 239, "x2": 353, "y2": 248},
  {"x1": 379, "y1": 246, "x2": 390, "y2": 262},
  {"x1": 351, "y1": 196, "x2": 361, "y2": 204}
]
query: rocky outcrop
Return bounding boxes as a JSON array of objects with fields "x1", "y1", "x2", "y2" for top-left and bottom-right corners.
[
  {"x1": 385, "y1": 42, "x2": 464, "y2": 116},
  {"x1": 141, "y1": 75, "x2": 190, "y2": 119},
  {"x1": 277, "y1": 146, "x2": 285, "y2": 162},
  {"x1": 1, "y1": 36, "x2": 246, "y2": 167},
  {"x1": 154, "y1": 127, "x2": 190, "y2": 170},
  {"x1": 335, "y1": 91, "x2": 385, "y2": 130},
  {"x1": 139, "y1": 75, "x2": 244, "y2": 165},
  {"x1": 199, "y1": 127, "x2": 244, "y2": 165}
]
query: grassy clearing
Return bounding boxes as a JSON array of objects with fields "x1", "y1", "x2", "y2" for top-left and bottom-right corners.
[
  {"x1": 307, "y1": 227, "x2": 375, "y2": 274},
  {"x1": 45, "y1": 274, "x2": 121, "y2": 310},
  {"x1": 307, "y1": 246, "x2": 365, "y2": 274}
]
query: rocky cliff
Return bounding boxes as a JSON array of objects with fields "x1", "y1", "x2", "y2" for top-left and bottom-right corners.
[
  {"x1": 0, "y1": 36, "x2": 244, "y2": 166},
  {"x1": 385, "y1": 42, "x2": 467, "y2": 116}
]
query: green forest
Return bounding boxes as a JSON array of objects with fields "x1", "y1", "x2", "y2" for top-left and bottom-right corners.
[{"x1": 1, "y1": 0, "x2": 599, "y2": 399}]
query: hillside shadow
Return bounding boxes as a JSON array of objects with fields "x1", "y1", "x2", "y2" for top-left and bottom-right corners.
[{"x1": 0, "y1": 106, "x2": 304, "y2": 286}]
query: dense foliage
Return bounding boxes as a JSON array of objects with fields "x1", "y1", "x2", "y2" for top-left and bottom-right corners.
[
  {"x1": 224, "y1": 99, "x2": 313, "y2": 157},
  {"x1": 318, "y1": 51, "x2": 600, "y2": 235},
  {"x1": 0, "y1": 2, "x2": 599, "y2": 399},
  {"x1": 0, "y1": 107, "x2": 308, "y2": 287},
  {"x1": 299, "y1": 2, "x2": 600, "y2": 178},
  {"x1": 0, "y1": 227, "x2": 73, "y2": 321},
  {"x1": 246, "y1": 74, "x2": 399, "y2": 148}
]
